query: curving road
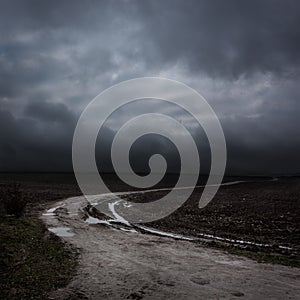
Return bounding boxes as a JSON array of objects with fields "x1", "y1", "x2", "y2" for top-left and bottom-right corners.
[{"x1": 41, "y1": 191, "x2": 300, "y2": 300}]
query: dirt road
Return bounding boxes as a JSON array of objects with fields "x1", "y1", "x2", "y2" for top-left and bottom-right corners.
[{"x1": 41, "y1": 195, "x2": 300, "y2": 300}]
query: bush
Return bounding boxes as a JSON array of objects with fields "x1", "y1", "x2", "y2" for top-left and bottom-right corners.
[{"x1": 0, "y1": 184, "x2": 28, "y2": 217}]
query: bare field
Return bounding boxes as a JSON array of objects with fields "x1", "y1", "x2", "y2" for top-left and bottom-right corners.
[
  {"x1": 1, "y1": 173, "x2": 299, "y2": 257},
  {"x1": 126, "y1": 178, "x2": 300, "y2": 258},
  {"x1": 1, "y1": 173, "x2": 300, "y2": 299}
]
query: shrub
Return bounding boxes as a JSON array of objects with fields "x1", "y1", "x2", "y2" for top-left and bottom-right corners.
[{"x1": 0, "y1": 184, "x2": 28, "y2": 217}]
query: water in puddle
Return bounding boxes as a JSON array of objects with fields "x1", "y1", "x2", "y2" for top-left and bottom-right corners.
[
  {"x1": 216, "y1": 260, "x2": 242, "y2": 265},
  {"x1": 85, "y1": 216, "x2": 111, "y2": 225},
  {"x1": 48, "y1": 227, "x2": 75, "y2": 237}
]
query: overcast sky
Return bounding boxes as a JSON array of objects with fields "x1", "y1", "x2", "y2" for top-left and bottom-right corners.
[{"x1": 0, "y1": 0, "x2": 300, "y2": 175}]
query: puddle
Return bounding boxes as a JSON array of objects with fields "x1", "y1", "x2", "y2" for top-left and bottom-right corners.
[
  {"x1": 119, "y1": 227, "x2": 138, "y2": 233},
  {"x1": 108, "y1": 200, "x2": 131, "y2": 226},
  {"x1": 48, "y1": 227, "x2": 75, "y2": 237},
  {"x1": 42, "y1": 205, "x2": 64, "y2": 216},
  {"x1": 216, "y1": 260, "x2": 242, "y2": 265},
  {"x1": 85, "y1": 216, "x2": 111, "y2": 225},
  {"x1": 197, "y1": 232, "x2": 293, "y2": 250},
  {"x1": 137, "y1": 225, "x2": 195, "y2": 241}
]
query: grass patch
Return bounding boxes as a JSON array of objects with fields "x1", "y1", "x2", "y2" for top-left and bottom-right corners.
[{"x1": 0, "y1": 216, "x2": 78, "y2": 299}]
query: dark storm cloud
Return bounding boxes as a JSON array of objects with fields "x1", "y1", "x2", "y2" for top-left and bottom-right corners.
[
  {"x1": 25, "y1": 101, "x2": 76, "y2": 124},
  {"x1": 135, "y1": 0, "x2": 300, "y2": 78},
  {"x1": 0, "y1": 101, "x2": 76, "y2": 171},
  {"x1": 0, "y1": 0, "x2": 299, "y2": 174}
]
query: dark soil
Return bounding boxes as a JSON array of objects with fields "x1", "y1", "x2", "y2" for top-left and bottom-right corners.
[
  {"x1": 119, "y1": 177, "x2": 300, "y2": 265},
  {"x1": 134, "y1": 178, "x2": 300, "y2": 249}
]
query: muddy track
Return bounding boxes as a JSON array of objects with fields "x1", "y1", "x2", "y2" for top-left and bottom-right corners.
[{"x1": 41, "y1": 194, "x2": 300, "y2": 300}]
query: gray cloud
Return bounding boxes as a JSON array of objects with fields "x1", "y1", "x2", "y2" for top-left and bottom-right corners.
[
  {"x1": 0, "y1": 101, "x2": 76, "y2": 171},
  {"x1": 135, "y1": 0, "x2": 300, "y2": 78},
  {"x1": 0, "y1": 0, "x2": 299, "y2": 175}
]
